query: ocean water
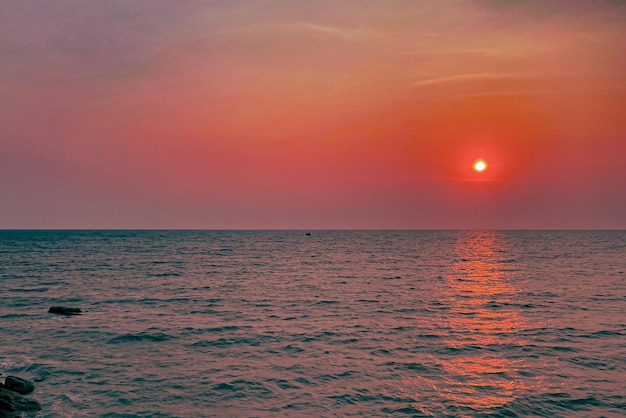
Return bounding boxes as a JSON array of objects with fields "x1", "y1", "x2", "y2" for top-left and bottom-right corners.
[{"x1": 1, "y1": 230, "x2": 625, "y2": 417}]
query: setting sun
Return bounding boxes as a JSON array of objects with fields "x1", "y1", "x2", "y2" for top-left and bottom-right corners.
[{"x1": 473, "y1": 159, "x2": 487, "y2": 172}]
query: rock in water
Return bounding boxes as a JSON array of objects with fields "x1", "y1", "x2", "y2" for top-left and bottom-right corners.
[
  {"x1": 0, "y1": 387, "x2": 41, "y2": 415},
  {"x1": 48, "y1": 306, "x2": 82, "y2": 315},
  {"x1": 4, "y1": 376, "x2": 35, "y2": 395}
]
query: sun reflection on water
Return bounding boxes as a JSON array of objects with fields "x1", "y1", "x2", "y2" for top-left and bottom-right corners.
[
  {"x1": 398, "y1": 231, "x2": 540, "y2": 413},
  {"x1": 437, "y1": 231, "x2": 528, "y2": 410}
]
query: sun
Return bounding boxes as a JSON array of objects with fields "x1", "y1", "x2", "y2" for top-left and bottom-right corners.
[{"x1": 473, "y1": 159, "x2": 487, "y2": 172}]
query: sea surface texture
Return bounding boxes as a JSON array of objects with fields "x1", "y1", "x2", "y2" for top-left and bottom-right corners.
[{"x1": 1, "y1": 230, "x2": 625, "y2": 417}]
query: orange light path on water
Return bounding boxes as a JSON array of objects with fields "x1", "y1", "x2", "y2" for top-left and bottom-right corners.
[{"x1": 399, "y1": 232, "x2": 545, "y2": 411}]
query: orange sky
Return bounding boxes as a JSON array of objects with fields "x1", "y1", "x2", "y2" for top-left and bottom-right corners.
[{"x1": 1, "y1": 0, "x2": 625, "y2": 228}]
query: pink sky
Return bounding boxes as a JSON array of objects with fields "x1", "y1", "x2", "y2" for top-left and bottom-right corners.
[{"x1": 1, "y1": 0, "x2": 625, "y2": 229}]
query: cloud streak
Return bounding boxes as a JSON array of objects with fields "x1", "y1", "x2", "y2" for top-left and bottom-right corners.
[{"x1": 411, "y1": 72, "x2": 536, "y2": 87}]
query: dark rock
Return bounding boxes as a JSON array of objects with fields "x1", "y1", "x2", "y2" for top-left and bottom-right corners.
[
  {"x1": 48, "y1": 306, "x2": 82, "y2": 315},
  {"x1": 0, "y1": 387, "x2": 41, "y2": 415},
  {"x1": 3, "y1": 376, "x2": 34, "y2": 395}
]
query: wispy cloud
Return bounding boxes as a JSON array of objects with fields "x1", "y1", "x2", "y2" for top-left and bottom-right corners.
[
  {"x1": 411, "y1": 72, "x2": 534, "y2": 87},
  {"x1": 295, "y1": 22, "x2": 383, "y2": 42}
]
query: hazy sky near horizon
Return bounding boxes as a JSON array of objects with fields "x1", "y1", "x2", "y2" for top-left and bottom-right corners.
[{"x1": 1, "y1": 0, "x2": 625, "y2": 229}]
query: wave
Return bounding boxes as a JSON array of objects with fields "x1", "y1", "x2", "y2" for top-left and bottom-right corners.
[
  {"x1": 107, "y1": 332, "x2": 173, "y2": 344},
  {"x1": 182, "y1": 325, "x2": 252, "y2": 335},
  {"x1": 0, "y1": 313, "x2": 32, "y2": 319},
  {"x1": 496, "y1": 393, "x2": 614, "y2": 417},
  {"x1": 189, "y1": 335, "x2": 280, "y2": 348},
  {"x1": 6, "y1": 287, "x2": 49, "y2": 293},
  {"x1": 210, "y1": 379, "x2": 275, "y2": 400}
]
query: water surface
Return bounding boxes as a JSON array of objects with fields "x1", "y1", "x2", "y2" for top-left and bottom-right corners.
[{"x1": 1, "y1": 230, "x2": 625, "y2": 416}]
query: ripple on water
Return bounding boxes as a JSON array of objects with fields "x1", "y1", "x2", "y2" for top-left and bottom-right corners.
[
  {"x1": 1, "y1": 230, "x2": 625, "y2": 417},
  {"x1": 107, "y1": 332, "x2": 174, "y2": 344}
]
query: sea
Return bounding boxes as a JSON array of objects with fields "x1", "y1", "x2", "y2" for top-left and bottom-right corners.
[{"x1": 1, "y1": 230, "x2": 625, "y2": 417}]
